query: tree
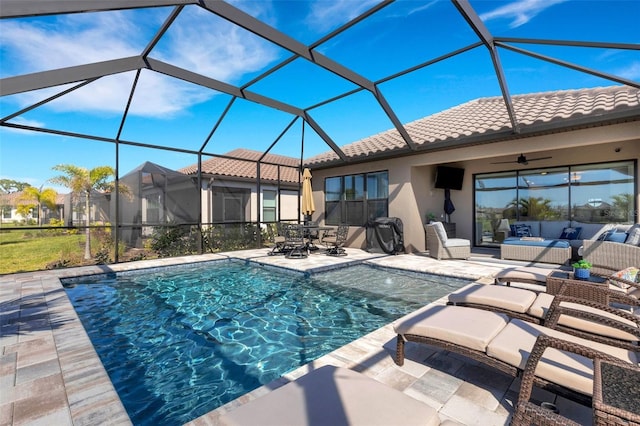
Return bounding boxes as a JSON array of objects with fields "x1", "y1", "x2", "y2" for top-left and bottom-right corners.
[
  {"x1": 0, "y1": 179, "x2": 30, "y2": 194},
  {"x1": 49, "y1": 165, "x2": 116, "y2": 260},
  {"x1": 19, "y1": 185, "x2": 58, "y2": 226}
]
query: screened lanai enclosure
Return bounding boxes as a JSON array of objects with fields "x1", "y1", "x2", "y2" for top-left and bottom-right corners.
[{"x1": 1, "y1": 0, "x2": 638, "y2": 273}]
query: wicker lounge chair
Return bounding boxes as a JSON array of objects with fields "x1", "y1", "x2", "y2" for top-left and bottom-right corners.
[
  {"x1": 447, "y1": 283, "x2": 640, "y2": 350},
  {"x1": 393, "y1": 305, "x2": 639, "y2": 406},
  {"x1": 492, "y1": 266, "x2": 555, "y2": 287},
  {"x1": 216, "y1": 365, "x2": 443, "y2": 426},
  {"x1": 425, "y1": 222, "x2": 470, "y2": 260},
  {"x1": 512, "y1": 334, "x2": 640, "y2": 426}
]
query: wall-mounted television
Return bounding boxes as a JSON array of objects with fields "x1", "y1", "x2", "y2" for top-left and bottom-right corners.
[{"x1": 434, "y1": 166, "x2": 464, "y2": 190}]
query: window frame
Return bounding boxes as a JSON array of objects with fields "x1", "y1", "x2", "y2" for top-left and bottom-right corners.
[{"x1": 324, "y1": 171, "x2": 389, "y2": 226}]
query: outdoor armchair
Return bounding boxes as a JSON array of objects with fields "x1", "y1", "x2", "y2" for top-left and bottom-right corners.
[{"x1": 425, "y1": 222, "x2": 470, "y2": 260}]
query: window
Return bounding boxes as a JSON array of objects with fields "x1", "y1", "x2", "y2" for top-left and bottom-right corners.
[
  {"x1": 2, "y1": 205, "x2": 12, "y2": 219},
  {"x1": 325, "y1": 171, "x2": 388, "y2": 225},
  {"x1": 474, "y1": 160, "x2": 636, "y2": 246},
  {"x1": 212, "y1": 187, "x2": 250, "y2": 223},
  {"x1": 262, "y1": 190, "x2": 277, "y2": 222}
]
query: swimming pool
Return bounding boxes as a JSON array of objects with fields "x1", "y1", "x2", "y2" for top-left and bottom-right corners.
[{"x1": 63, "y1": 260, "x2": 471, "y2": 426}]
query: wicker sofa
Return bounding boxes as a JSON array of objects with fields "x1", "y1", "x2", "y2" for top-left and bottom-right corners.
[
  {"x1": 581, "y1": 239, "x2": 640, "y2": 274},
  {"x1": 500, "y1": 220, "x2": 634, "y2": 261}
]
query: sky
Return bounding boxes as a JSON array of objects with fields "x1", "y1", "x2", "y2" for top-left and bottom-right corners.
[{"x1": 1, "y1": 0, "x2": 639, "y2": 193}]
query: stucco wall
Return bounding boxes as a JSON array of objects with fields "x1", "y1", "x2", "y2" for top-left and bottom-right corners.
[{"x1": 308, "y1": 121, "x2": 640, "y2": 253}]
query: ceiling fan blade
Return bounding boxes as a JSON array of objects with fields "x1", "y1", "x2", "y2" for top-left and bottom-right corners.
[
  {"x1": 490, "y1": 160, "x2": 518, "y2": 164},
  {"x1": 527, "y1": 156, "x2": 553, "y2": 162}
]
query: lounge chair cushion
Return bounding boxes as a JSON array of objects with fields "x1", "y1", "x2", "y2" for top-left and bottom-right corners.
[
  {"x1": 449, "y1": 283, "x2": 536, "y2": 314},
  {"x1": 217, "y1": 365, "x2": 440, "y2": 426},
  {"x1": 486, "y1": 319, "x2": 638, "y2": 396},
  {"x1": 493, "y1": 267, "x2": 552, "y2": 285},
  {"x1": 526, "y1": 292, "x2": 554, "y2": 318},
  {"x1": 552, "y1": 301, "x2": 639, "y2": 343},
  {"x1": 393, "y1": 305, "x2": 509, "y2": 352}
]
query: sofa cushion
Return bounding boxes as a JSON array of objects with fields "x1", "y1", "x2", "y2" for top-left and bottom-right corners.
[
  {"x1": 571, "y1": 221, "x2": 613, "y2": 240},
  {"x1": 432, "y1": 221, "x2": 448, "y2": 243},
  {"x1": 559, "y1": 226, "x2": 582, "y2": 240},
  {"x1": 540, "y1": 221, "x2": 571, "y2": 239}
]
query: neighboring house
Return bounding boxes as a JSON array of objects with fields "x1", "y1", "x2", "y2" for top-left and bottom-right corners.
[
  {"x1": 0, "y1": 191, "x2": 65, "y2": 225},
  {"x1": 304, "y1": 86, "x2": 640, "y2": 253},
  {"x1": 117, "y1": 161, "x2": 200, "y2": 247},
  {"x1": 180, "y1": 148, "x2": 302, "y2": 225}
]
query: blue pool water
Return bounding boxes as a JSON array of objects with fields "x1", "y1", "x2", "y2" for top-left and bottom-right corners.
[{"x1": 62, "y1": 261, "x2": 471, "y2": 425}]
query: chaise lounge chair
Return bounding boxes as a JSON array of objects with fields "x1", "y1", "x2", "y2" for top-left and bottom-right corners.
[
  {"x1": 447, "y1": 282, "x2": 640, "y2": 350},
  {"x1": 216, "y1": 365, "x2": 450, "y2": 426},
  {"x1": 393, "y1": 304, "x2": 638, "y2": 406}
]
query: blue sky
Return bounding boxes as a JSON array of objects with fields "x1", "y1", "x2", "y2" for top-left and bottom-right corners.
[{"x1": 1, "y1": 0, "x2": 639, "y2": 193}]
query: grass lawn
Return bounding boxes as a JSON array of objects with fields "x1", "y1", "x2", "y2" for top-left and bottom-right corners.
[{"x1": 0, "y1": 228, "x2": 87, "y2": 274}]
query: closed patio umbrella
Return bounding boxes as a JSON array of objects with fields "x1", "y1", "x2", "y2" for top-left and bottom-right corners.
[{"x1": 302, "y1": 168, "x2": 315, "y2": 217}]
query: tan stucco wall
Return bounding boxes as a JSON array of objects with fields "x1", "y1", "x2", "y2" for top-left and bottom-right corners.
[{"x1": 308, "y1": 121, "x2": 640, "y2": 253}]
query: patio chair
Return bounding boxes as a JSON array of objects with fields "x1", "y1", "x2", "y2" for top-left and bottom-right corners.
[
  {"x1": 393, "y1": 304, "x2": 638, "y2": 406},
  {"x1": 284, "y1": 224, "x2": 308, "y2": 259},
  {"x1": 447, "y1": 282, "x2": 640, "y2": 350},
  {"x1": 267, "y1": 222, "x2": 288, "y2": 256},
  {"x1": 216, "y1": 365, "x2": 442, "y2": 426},
  {"x1": 323, "y1": 224, "x2": 349, "y2": 256},
  {"x1": 425, "y1": 222, "x2": 470, "y2": 260}
]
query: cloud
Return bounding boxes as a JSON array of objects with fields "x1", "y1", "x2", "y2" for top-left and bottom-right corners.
[
  {"x1": 617, "y1": 61, "x2": 640, "y2": 80},
  {"x1": 1, "y1": 6, "x2": 279, "y2": 118},
  {"x1": 480, "y1": 0, "x2": 568, "y2": 29},
  {"x1": 1, "y1": 116, "x2": 45, "y2": 134},
  {"x1": 306, "y1": 0, "x2": 382, "y2": 33}
]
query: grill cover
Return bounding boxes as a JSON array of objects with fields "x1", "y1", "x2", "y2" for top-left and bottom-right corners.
[{"x1": 366, "y1": 217, "x2": 405, "y2": 254}]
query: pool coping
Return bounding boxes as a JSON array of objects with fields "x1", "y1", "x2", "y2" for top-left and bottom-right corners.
[{"x1": 1, "y1": 249, "x2": 512, "y2": 425}]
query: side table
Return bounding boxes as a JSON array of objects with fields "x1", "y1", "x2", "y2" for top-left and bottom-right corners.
[
  {"x1": 546, "y1": 271, "x2": 610, "y2": 305},
  {"x1": 593, "y1": 358, "x2": 640, "y2": 425}
]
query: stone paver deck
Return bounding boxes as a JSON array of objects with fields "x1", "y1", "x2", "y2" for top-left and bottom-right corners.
[{"x1": 1, "y1": 250, "x2": 593, "y2": 425}]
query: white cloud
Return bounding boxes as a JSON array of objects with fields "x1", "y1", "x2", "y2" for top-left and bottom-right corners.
[
  {"x1": 1, "y1": 116, "x2": 45, "y2": 134},
  {"x1": 617, "y1": 61, "x2": 640, "y2": 80},
  {"x1": 1, "y1": 6, "x2": 279, "y2": 118},
  {"x1": 306, "y1": 0, "x2": 382, "y2": 33},
  {"x1": 480, "y1": 0, "x2": 568, "y2": 29}
]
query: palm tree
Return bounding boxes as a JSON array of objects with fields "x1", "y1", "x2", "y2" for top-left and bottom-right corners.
[
  {"x1": 49, "y1": 165, "x2": 116, "y2": 260},
  {"x1": 19, "y1": 185, "x2": 58, "y2": 226}
]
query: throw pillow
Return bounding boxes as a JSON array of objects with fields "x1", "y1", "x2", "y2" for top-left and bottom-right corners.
[
  {"x1": 510, "y1": 224, "x2": 531, "y2": 238},
  {"x1": 597, "y1": 229, "x2": 616, "y2": 241},
  {"x1": 559, "y1": 227, "x2": 582, "y2": 240},
  {"x1": 610, "y1": 267, "x2": 640, "y2": 289},
  {"x1": 625, "y1": 224, "x2": 640, "y2": 246},
  {"x1": 604, "y1": 232, "x2": 628, "y2": 243}
]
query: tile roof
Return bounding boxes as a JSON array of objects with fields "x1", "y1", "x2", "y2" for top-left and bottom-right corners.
[
  {"x1": 180, "y1": 148, "x2": 301, "y2": 184},
  {"x1": 305, "y1": 85, "x2": 640, "y2": 167}
]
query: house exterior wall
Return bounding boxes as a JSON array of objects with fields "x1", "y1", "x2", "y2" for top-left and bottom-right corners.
[{"x1": 309, "y1": 121, "x2": 640, "y2": 253}]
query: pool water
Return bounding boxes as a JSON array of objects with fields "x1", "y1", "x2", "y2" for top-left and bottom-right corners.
[{"x1": 63, "y1": 261, "x2": 471, "y2": 425}]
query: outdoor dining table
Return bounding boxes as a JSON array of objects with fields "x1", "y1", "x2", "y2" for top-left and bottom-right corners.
[{"x1": 302, "y1": 225, "x2": 334, "y2": 251}]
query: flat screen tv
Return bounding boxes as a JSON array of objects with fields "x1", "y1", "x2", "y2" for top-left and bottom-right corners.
[{"x1": 434, "y1": 166, "x2": 464, "y2": 190}]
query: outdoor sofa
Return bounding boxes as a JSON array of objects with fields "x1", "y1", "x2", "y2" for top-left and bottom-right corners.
[
  {"x1": 499, "y1": 220, "x2": 637, "y2": 264},
  {"x1": 393, "y1": 304, "x2": 638, "y2": 406}
]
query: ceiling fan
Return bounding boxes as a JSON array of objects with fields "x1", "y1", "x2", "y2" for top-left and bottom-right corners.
[{"x1": 491, "y1": 153, "x2": 552, "y2": 165}]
